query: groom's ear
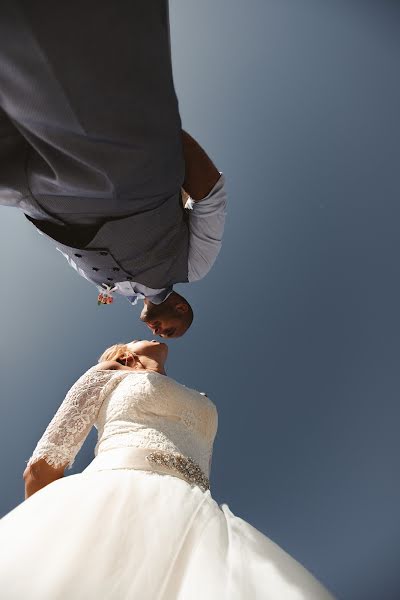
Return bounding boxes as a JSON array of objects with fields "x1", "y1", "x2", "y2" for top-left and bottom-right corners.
[{"x1": 175, "y1": 302, "x2": 189, "y2": 314}]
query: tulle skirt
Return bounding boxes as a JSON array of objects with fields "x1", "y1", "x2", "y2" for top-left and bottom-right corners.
[{"x1": 0, "y1": 461, "x2": 335, "y2": 599}]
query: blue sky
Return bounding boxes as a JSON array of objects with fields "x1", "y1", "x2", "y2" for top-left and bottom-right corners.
[{"x1": 1, "y1": 2, "x2": 400, "y2": 598}]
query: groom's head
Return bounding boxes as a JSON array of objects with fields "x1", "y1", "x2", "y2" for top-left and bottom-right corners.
[{"x1": 140, "y1": 291, "x2": 193, "y2": 338}]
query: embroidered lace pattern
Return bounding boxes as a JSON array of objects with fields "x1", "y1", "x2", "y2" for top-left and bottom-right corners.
[
  {"x1": 26, "y1": 368, "x2": 218, "y2": 478},
  {"x1": 94, "y1": 372, "x2": 218, "y2": 475},
  {"x1": 26, "y1": 367, "x2": 117, "y2": 471},
  {"x1": 146, "y1": 451, "x2": 210, "y2": 492}
]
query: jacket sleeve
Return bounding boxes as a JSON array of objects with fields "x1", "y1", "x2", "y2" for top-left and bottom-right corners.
[
  {"x1": 25, "y1": 368, "x2": 114, "y2": 471},
  {"x1": 0, "y1": 106, "x2": 31, "y2": 209}
]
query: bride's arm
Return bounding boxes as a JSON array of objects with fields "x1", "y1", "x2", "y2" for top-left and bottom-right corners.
[{"x1": 23, "y1": 365, "x2": 114, "y2": 499}]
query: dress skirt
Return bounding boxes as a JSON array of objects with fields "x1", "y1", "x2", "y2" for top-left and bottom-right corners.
[{"x1": 0, "y1": 459, "x2": 335, "y2": 600}]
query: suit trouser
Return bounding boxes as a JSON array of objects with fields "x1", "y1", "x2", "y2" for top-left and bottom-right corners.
[{"x1": 0, "y1": 1, "x2": 184, "y2": 229}]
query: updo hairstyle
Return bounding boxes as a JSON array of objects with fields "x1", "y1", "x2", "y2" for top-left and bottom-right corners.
[{"x1": 98, "y1": 343, "x2": 138, "y2": 366}]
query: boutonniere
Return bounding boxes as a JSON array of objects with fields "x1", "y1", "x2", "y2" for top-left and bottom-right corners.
[{"x1": 97, "y1": 283, "x2": 117, "y2": 305}]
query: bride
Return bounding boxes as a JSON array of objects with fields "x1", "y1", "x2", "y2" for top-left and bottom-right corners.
[{"x1": 0, "y1": 339, "x2": 335, "y2": 599}]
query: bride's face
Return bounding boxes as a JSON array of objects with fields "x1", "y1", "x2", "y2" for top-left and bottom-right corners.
[{"x1": 127, "y1": 339, "x2": 169, "y2": 365}]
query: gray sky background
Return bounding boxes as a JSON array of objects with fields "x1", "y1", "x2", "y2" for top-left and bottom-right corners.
[{"x1": 1, "y1": 1, "x2": 400, "y2": 598}]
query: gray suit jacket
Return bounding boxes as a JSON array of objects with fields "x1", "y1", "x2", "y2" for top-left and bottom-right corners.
[{"x1": 0, "y1": 1, "x2": 189, "y2": 288}]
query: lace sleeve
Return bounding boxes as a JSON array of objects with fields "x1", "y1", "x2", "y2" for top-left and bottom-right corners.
[{"x1": 25, "y1": 368, "x2": 114, "y2": 471}]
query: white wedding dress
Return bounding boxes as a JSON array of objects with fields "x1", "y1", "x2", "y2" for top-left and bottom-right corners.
[{"x1": 0, "y1": 368, "x2": 335, "y2": 599}]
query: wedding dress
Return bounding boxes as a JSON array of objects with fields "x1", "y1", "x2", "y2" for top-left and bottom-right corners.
[{"x1": 0, "y1": 367, "x2": 335, "y2": 599}]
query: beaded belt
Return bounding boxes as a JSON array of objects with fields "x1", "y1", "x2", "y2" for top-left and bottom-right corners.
[{"x1": 82, "y1": 447, "x2": 210, "y2": 492}]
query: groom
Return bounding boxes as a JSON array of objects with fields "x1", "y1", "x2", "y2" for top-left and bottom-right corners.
[{"x1": 0, "y1": 1, "x2": 227, "y2": 338}]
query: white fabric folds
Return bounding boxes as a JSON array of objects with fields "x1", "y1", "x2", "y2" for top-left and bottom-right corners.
[{"x1": 0, "y1": 464, "x2": 335, "y2": 600}]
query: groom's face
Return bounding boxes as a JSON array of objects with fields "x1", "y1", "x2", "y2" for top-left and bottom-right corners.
[
  {"x1": 140, "y1": 302, "x2": 188, "y2": 338},
  {"x1": 144, "y1": 317, "x2": 187, "y2": 338}
]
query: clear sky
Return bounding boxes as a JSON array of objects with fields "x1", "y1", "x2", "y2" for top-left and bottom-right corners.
[{"x1": 1, "y1": 1, "x2": 400, "y2": 598}]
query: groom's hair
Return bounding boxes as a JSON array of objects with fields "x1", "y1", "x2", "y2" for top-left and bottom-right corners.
[
  {"x1": 178, "y1": 305, "x2": 193, "y2": 334},
  {"x1": 172, "y1": 292, "x2": 194, "y2": 333}
]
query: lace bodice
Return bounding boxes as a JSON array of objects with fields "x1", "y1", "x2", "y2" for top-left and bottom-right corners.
[{"x1": 26, "y1": 367, "x2": 218, "y2": 477}]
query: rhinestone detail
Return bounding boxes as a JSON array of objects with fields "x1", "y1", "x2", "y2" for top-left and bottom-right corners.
[{"x1": 145, "y1": 450, "x2": 210, "y2": 492}]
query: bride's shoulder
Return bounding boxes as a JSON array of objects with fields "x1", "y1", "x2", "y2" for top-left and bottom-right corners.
[
  {"x1": 76, "y1": 362, "x2": 128, "y2": 381},
  {"x1": 90, "y1": 360, "x2": 124, "y2": 372}
]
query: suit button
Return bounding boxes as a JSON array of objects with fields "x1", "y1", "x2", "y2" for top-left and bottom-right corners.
[
  {"x1": 74, "y1": 253, "x2": 82, "y2": 258},
  {"x1": 126, "y1": 276, "x2": 133, "y2": 281},
  {"x1": 92, "y1": 267, "x2": 99, "y2": 271},
  {"x1": 107, "y1": 277, "x2": 113, "y2": 281},
  {"x1": 112, "y1": 267, "x2": 120, "y2": 272},
  {"x1": 99, "y1": 251, "x2": 108, "y2": 256}
]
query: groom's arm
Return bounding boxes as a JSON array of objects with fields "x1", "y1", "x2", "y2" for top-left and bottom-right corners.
[
  {"x1": 181, "y1": 130, "x2": 221, "y2": 201},
  {"x1": 180, "y1": 130, "x2": 227, "y2": 283}
]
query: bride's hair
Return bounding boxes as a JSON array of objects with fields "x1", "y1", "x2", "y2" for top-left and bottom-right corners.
[{"x1": 98, "y1": 343, "x2": 136, "y2": 366}]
